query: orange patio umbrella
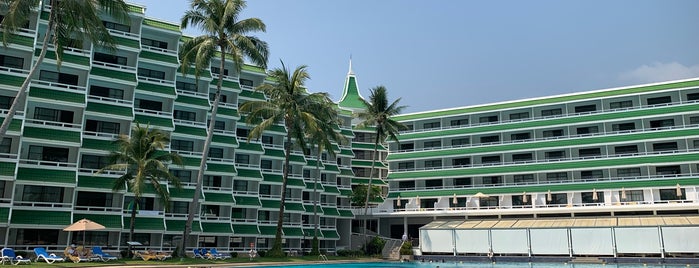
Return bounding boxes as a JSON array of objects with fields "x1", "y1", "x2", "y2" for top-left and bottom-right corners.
[{"x1": 64, "y1": 218, "x2": 106, "y2": 246}]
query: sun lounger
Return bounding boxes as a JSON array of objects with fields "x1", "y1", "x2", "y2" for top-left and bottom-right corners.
[
  {"x1": 209, "y1": 248, "x2": 231, "y2": 259},
  {"x1": 156, "y1": 251, "x2": 172, "y2": 261},
  {"x1": 1, "y1": 248, "x2": 31, "y2": 265},
  {"x1": 63, "y1": 247, "x2": 90, "y2": 263},
  {"x1": 33, "y1": 247, "x2": 65, "y2": 263},
  {"x1": 92, "y1": 246, "x2": 118, "y2": 261},
  {"x1": 134, "y1": 250, "x2": 158, "y2": 261}
]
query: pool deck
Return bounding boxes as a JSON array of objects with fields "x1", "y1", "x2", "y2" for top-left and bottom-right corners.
[{"x1": 96, "y1": 259, "x2": 375, "y2": 268}]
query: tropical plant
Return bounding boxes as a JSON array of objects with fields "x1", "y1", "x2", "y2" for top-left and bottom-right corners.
[
  {"x1": 101, "y1": 123, "x2": 183, "y2": 257},
  {"x1": 305, "y1": 110, "x2": 345, "y2": 255},
  {"x1": 354, "y1": 86, "x2": 407, "y2": 244},
  {"x1": 179, "y1": 0, "x2": 268, "y2": 256},
  {"x1": 0, "y1": 0, "x2": 130, "y2": 137},
  {"x1": 350, "y1": 184, "x2": 381, "y2": 207},
  {"x1": 239, "y1": 61, "x2": 334, "y2": 257}
]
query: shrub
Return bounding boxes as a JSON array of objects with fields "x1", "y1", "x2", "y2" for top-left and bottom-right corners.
[
  {"x1": 230, "y1": 251, "x2": 238, "y2": 258},
  {"x1": 400, "y1": 241, "x2": 413, "y2": 255},
  {"x1": 337, "y1": 249, "x2": 363, "y2": 257},
  {"x1": 257, "y1": 250, "x2": 267, "y2": 258},
  {"x1": 363, "y1": 236, "x2": 385, "y2": 255}
]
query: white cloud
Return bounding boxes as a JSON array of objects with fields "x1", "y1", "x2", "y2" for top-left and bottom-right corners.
[{"x1": 619, "y1": 62, "x2": 699, "y2": 84}]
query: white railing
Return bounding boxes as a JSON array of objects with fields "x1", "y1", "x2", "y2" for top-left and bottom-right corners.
[
  {"x1": 0, "y1": 65, "x2": 29, "y2": 76},
  {"x1": 213, "y1": 129, "x2": 236, "y2": 136},
  {"x1": 141, "y1": 44, "x2": 177, "y2": 55},
  {"x1": 207, "y1": 156, "x2": 235, "y2": 163},
  {"x1": 24, "y1": 118, "x2": 81, "y2": 129},
  {"x1": 176, "y1": 89, "x2": 208, "y2": 98},
  {"x1": 212, "y1": 73, "x2": 239, "y2": 81},
  {"x1": 78, "y1": 167, "x2": 125, "y2": 176},
  {"x1": 137, "y1": 75, "x2": 175, "y2": 86},
  {"x1": 92, "y1": 60, "x2": 136, "y2": 72},
  {"x1": 37, "y1": 42, "x2": 90, "y2": 56},
  {"x1": 18, "y1": 158, "x2": 77, "y2": 168},
  {"x1": 87, "y1": 95, "x2": 133, "y2": 106},
  {"x1": 173, "y1": 118, "x2": 207, "y2": 128},
  {"x1": 133, "y1": 108, "x2": 173, "y2": 117},
  {"x1": 172, "y1": 150, "x2": 203, "y2": 158},
  {"x1": 107, "y1": 28, "x2": 139, "y2": 39},
  {"x1": 31, "y1": 79, "x2": 86, "y2": 92},
  {"x1": 74, "y1": 206, "x2": 122, "y2": 213},
  {"x1": 14, "y1": 201, "x2": 72, "y2": 208}
]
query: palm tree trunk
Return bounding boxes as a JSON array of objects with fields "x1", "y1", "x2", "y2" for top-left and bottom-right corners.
[
  {"x1": 270, "y1": 129, "x2": 292, "y2": 257},
  {"x1": 0, "y1": 1, "x2": 55, "y2": 138},
  {"x1": 311, "y1": 145, "x2": 321, "y2": 255},
  {"x1": 361, "y1": 138, "x2": 379, "y2": 248},
  {"x1": 128, "y1": 198, "x2": 138, "y2": 258},
  {"x1": 180, "y1": 49, "x2": 226, "y2": 257}
]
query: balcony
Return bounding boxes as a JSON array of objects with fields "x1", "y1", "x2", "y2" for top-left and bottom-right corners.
[
  {"x1": 28, "y1": 80, "x2": 86, "y2": 107},
  {"x1": 136, "y1": 79, "x2": 176, "y2": 98},
  {"x1": 23, "y1": 119, "x2": 82, "y2": 146},
  {"x1": 133, "y1": 109, "x2": 174, "y2": 130},
  {"x1": 35, "y1": 45, "x2": 90, "y2": 69},
  {"x1": 107, "y1": 29, "x2": 141, "y2": 51},
  {"x1": 90, "y1": 66, "x2": 137, "y2": 85},
  {"x1": 0, "y1": 29, "x2": 36, "y2": 51},
  {"x1": 139, "y1": 47, "x2": 178, "y2": 67},
  {"x1": 16, "y1": 165, "x2": 76, "y2": 185},
  {"x1": 173, "y1": 119, "x2": 207, "y2": 138},
  {"x1": 175, "y1": 90, "x2": 210, "y2": 109}
]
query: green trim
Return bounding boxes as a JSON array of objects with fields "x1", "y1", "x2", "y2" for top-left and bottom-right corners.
[
  {"x1": 285, "y1": 202, "x2": 305, "y2": 212},
  {"x1": 322, "y1": 185, "x2": 340, "y2": 195},
  {"x1": 204, "y1": 192, "x2": 234, "y2": 203},
  {"x1": 140, "y1": 50, "x2": 179, "y2": 65},
  {"x1": 288, "y1": 177, "x2": 306, "y2": 188},
  {"x1": 339, "y1": 168, "x2": 354, "y2": 177},
  {"x1": 206, "y1": 162, "x2": 236, "y2": 174},
  {"x1": 259, "y1": 226, "x2": 276, "y2": 236},
  {"x1": 233, "y1": 224, "x2": 260, "y2": 235},
  {"x1": 352, "y1": 160, "x2": 386, "y2": 168},
  {"x1": 86, "y1": 102, "x2": 133, "y2": 117},
  {"x1": 11, "y1": 210, "x2": 70, "y2": 225},
  {"x1": 0, "y1": 32, "x2": 34, "y2": 47},
  {"x1": 166, "y1": 220, "x2": 201, "y2": 232},
  {"x1": 82, "y1": 138, "x2": 119, "y2": 152},
  {"x1": 23, "y1": 126, "x2": 80, "y2": 143},
  {"x1": 201, "y1": 222, "x2": 232, "y2": 234},
  {"x1": 74, "y1": 214, "x2": 121, "y2": 229},
  {"x1": 242, "y1": 64, "x2": 266, "y2": 74},
  {"x1": 178, "y1": 66, "x2": 212, "y2": 79},
  {"x1": 211, "y1": 79, "x2": 240, "y2": 90},
  {"x1": 323, "y1": 163, "x2": 340, "y2": 173},
  {"x1": 290, "y1": 154, "x2": 307, "y2": 164},
  {"x1": 128, "y1": 4, "x2": 145, "y2": 13},
  {"x1": 261, "y1": 199, "x2": 280, "y2": 209},
  {"x1": 263, "y1": 148, "x2": 285, "y2": 159},
  {"x1": 352, "y1": 178, "x2": 387, "y2": 186},
  {"x1": 17, "y1": 167, "x2": 75, "y2": 184},
  {"x1": 321, "y1": 207, "x2": 340, "y2": 216},
  {"x1": 262, "y1": 173, "x2": 282, "y2": 184},
  {"x1": 339, "y1": 188, "x2": 353, "y2": 197},
  {"x1": 134, "y1": 114, "x2": 173, "y2": 129},
  {"x1": 175, "y1": 95, "x2": 209, "y2": 107},
  {"x1": 28, "y1": 87, "x2": 85, "y2": 104},
  {"x1": 169, "y1": 187, "x2": 195, "y2": 199},
  {"x1": 237, "y1": 167, "x2": 262, "y2": 179},
  {"x1": 283, "y1": 227, "x2": 303, "y2": 237},
  {"x1": 338, "y1": 209, "x2": 354, "y2": 218},
  {"x1": 142, "y1": 19, "x2": 180, "y2": 32},
  {"x1": 338, "y1": 76, "x2": 365, "y2": 110},
  {"x1": 212, "y1": 135, "x2": 238, "y2": 146},
  {"x1": 0, "y1": 73, "x2": 26, "y2": 87},
  {"x1": 218, "y1": 106, "x2": 239, "y2": 117},
  {"x1": 239, "y1": 89, "x2": 265, "y2": 100},
  {"x1": 77, "y1": 175, "x2": 116, "y2": 189},
  {"x1": 235, "y1": 196, "x2": 261, "y2": 207},
  {"x1": 114, "y1": 36, "x2": 140, "y2": 49},
  {"x1": 352, "y1": 142, "x2": 386, "y2": 150},
  {"x1": 394, "y1": 79, "x2": 699, "y2": 121},
  {"x1": 304, "y1": 205, "x2": 323, "y2": 214},
  {"x1": 174, "y1": 125, "x2": 207, "y2": 137},
  {"x1": 91, "y1": 67, "x2": 137, "y2": 82},
  {"x1": 124, "y1": 217, "x2": 165, "y2": 231},
  {"x1": 35, "y1": 49, "x2": 89, "y2": 66},
  {"x1": 321, "y1": 230, "x2": 340, "y2": 240},
  {"x1": 388, "y1": 152, "x2": 699, "y2": 180},
  {"x1": 237, "y1": 142, "x2": 264, "y2": 153},
  {"x1": 136, "y1": 82, "x2": 176, "y2": 96},
  {"x1": 339, "y1": 148, "x2": 354, "y2": 157}
]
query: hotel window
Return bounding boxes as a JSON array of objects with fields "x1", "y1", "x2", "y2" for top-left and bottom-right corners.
[
  {"x1": 647, "y1": 96, "x2": 672, "y2": 106},
  {"x1": 404, "y1": 124, "x2": 413, "y2": 130},
  {"x1": 208, "y1": 147, "x2": 224, "y2": 158},
  {"x1": 452, "y1": 157, "x2": 470, "y2": 166},
  {"x1": 450, "y1": 119, "x2": 468, "y2": 126},
  {"x1": 28, "y1": 145, "x2": 69, "y2": 162},
  {"x1": 0, "y1": 96, "x2": 13, "y2": 109},
  {"x1": 424, "y1": 159, "x2": 442, "y2": 168},
  {"x1": 545, "y1": 150, "x2": 565, "y2": 159},
  {"x1": 233, "y1": 180, "x2": 247, "y2": 192},
  {"x1": 687, "y1": 93, "x2": 699, "y2": 101},
  {"x1": 39, "y1": 70, "x2": 79, "y2": 85},
  {"x1": 690, "y1": 116, "x2": 699, "y2": 125},
  {"x1": 22, "y1": 185, "x2": 63, "y2": 203},
  {"x1": 259, "y1": 185, "x2": 271, "y2": 196},
  {"x1": 137, "y1": 68, "x2": 165, "y2": 80},
  {"x1": 203, "y1": 175, "x2": 222, "y2": 187},
  {"x1": 236, "y1": 128, "x2": 249, "y2": 138},
  {"x1": 614, "y1": 145, "x2": 638, "y2": 155},
  {"x1": 541, "y1": 108, "x2": 562, "y2": 116},
  {"x1": 510, "y1": 132, "x2": 531, "y2": 141},
  {"x1": 76, "y1": 191, "x2": 113, "y2": 207},
  {"x1": 424, "y1": 140, "x2": 441, "y2": 148},
  {"x1": 261, "y1": 135, "x2": 273, "y2": 145},
  {"x1": 621, "y1": 190, "x2": 643, "y2": 202},
  {"x1": 659, "y1": 188, "x2": 685, "y2": 201},
  {"x1": 34, "y1": 107, "x2": 73, "y2": 123},
  {"x1": 453, "y1": 177, "x2": 471, "y2": 186},
  {"x1": 694, "y1": 140, "x2": 699, "y2": 149},
  {"x1": 400, "y1": 142, "x2": 414, "y2": 150},
  {"x1": 652, "y1": 142, "x2": 677, "y2": 152},
  {"x1": 547, "y1": 193, "x2": 567, "y2": 205},
  {"x1": 512, "y1": 153, "x2": 533, "y2": 162},
  {"x1": 103, "y1": 21, "x2": 130, "y2": 32},
  {"x1": 171, "y1": 170, "x2": 192, "y2": 182},
  {"x1": 80, "y1": 154, "x2": 109, "y2": 169},
  {"x1": 656, "y1": 165, "x2": 681, "y2": 175},
  {"x1": 617, "y1": 167, "x2": 641, "y2": 177},
  {"x1": 578, "y1": 148, "x2": 601, "y2": 157},
  {"x1": 542, "y1": 129, "x2": 563, "y2": 138},
  {"x1": 239, "y1": 79, "x2": 253, "y2": 87},
  {"x1": 581, "y1": 191, "x2": 604, "y2": 203},
  {"x1": 141, "y1": 38, "x2": 168, "y2": 49},
  {"x1": 509, "y1": 112, "x2": 529, "y2": 120},
  {"x1": 479, "y1": 196, "x2": 499, "y2": 207},
  {"x1": 85, "y1": 119, "x2": 120, "y2": 134},
  {"x1": 581, "y1": 170, "x2": 603, "y2": 180},
  {"x1": 482, "y1": 176, "x2": 502, "y2": 185},
  {"x1": 546, "y1": 172, "x2": 568, "y2": 181},
  {"x1": 260, "y1": 160, "x2": 273, "y2": 170},
  {"x1": 176, "y1": 81, "x2": 197, "y2": 92},
  {"x1": 480, "y1": 135, "x2": 499, "y2": 143},
  {"x1": 425, "y1": 179, "x2": 442, "y2": 188},
  {"x1": 93, "y1": 52, "x2": 127, "y2": 66},
  {"x1": 423, "y1": 121, "x2": 440, "y2": 129},
  {"x1": 612, "y1": 122, "x2": 635, "y2": 131},
  {"x1": 512, "y1": 195, "x2": 531, "y2": 206},
  {"x1": 576, "y1": 126, "x2": 599, "y2": 135},
  {"x1": 398, "y1": 181, "x2": 415, "y2": 189},
  {"x1": 90, "y1": 85, "x2": 124, "y2": 99},
  {"x1": 174, "y1": 110, "x2": 197, "y2": 121},
  {"x1": 609, "y1": 100, "x2": 633, "y2": 109},
  {"x1": 513, "y1": 174, "x2": 534, "y2": 184},
  {"x1": 209, "y1": 93, "x2": 228, "y2": 103},
  {"x1": 135, "y1": 99, "x2": 162, "y2": 111},
  {"x1": 213, "y1": 121, "x2": 225, "y2": 130},
  {"x1": 481, "y1": 155, "x2": 500, "y2": 164},
  {"x1": 171, "y1": 139, "x2": 194, "y2": 151},
  {"x1": 649, "y1": 119, "x2": 674, "y2": 128},
  {"x1": 0, "y1": 138, "x2": 11, "y2": 154},
  {"x1": 451, "y1": 138, "x2": 469, "y2": 146},
  {"x1": 479, "y1": 115, "x2": 498, "y2": 123},
  {"x1": 211, "y1": 67, "x2": 229, "y2": 76},
  {"x1": 574, "y1": 104, "x2": 597, "y2": 113},
  {"x1": 0, "y1": 55, "x2": 24, "y2": 69},
  {"x1": 397, "y1": 162, "x2": 414, "y2": 170}
]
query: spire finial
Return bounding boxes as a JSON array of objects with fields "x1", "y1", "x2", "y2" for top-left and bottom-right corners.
[{"x1": 348, "y1": 55, "x2": 354, "y2": 75}]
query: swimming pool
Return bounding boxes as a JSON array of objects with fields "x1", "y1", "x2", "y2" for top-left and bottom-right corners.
[{"x1": 227, "y1": 262, "x2": 690, "y2": 268}]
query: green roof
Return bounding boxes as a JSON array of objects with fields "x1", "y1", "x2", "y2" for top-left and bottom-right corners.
[
  {"x1": 11, "y1": 210, "x2": 70, "y2": 225},
  {"x1": 17, "y1": 167, "x2": 75, "y2": 184},
  {"x1": 242, "y1": 64, "x2": 266, "y2": 74},
  {"x1": 233, "y1": 224, "x2": 260, "y2": 235},
  {"x1": 123, "y1": 217, "x2": 165, "y2": 231},
  {"x1": 394, "y1": 79, "x2": 699, "y2": 121},
  {"x1": 201, "y1": 222, "x2": 233, "y2": 234},
  {"x1": 234, "y1": 196, "x2": 261, "y2": 207},
  {"x1": 142, "y1": 18, "x2": 180, "y2": 32},
  {"x1": 166, "y1": 219, "x2": 201, "y2": 232},
  {"x1": 73, "y1": 214, "x2": 122, "y2": 229},
  {"x1": 321, "y1": 230, "x2": 340, "y2": 240},
  {"x1": 338, "y1": 75, "x2": 366, "y2": 110}
]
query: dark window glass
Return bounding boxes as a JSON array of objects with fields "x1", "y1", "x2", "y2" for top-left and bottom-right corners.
[
  {"x1": 89, "y1": 85, "x2": 124, "y2": 99},
  {"x1": 687, "y1": 93, "x2": 699, "y2": 101},
  {"x1": 93, "y1": 52, "x2": 127, "y2": 65},
  {"x1": 579, "y1": 148, "x2": 601, "y2": 157},
  {"x1": 208, "y1": 147, "x2": 224, "y2": 158},
  {"x1": 213, "y1": 121, "x2": 225, "y2": 130},
  {"x1": 614, "y1": 145, "x2": 638, "y2": 154},
  {"x1": 424, "y1": 159, "x2": 441, "y2": 168},
  {"x1": 425, "y1": 179, "x2": 442, "y2": 188},
  {"x1": 482, "y1": 176, "x2": 502, "y2": 185},
  {"x1": 450, "y1": 119, "x2": 468, "y2": 126},
  {"x1": 22, "y1": 185, "x2": 63, "y2": 203},
  {"x1": 171, "y1": 139, "x2": 194, "y2": 151},
  {"x1": 85, "y1": 120, "x2": 120, "y2": 134},
  {"x1": 647, "y1": 96, "x2": 672, "y2": 106},
  {"x1": 239, "y1": 79, "x2": 253, "y2": 87},
  {"x1": 656, "y1": 165, "x2": 681, "y2": 175},
  {"x1": 541, "y1": 108, "x2": 562, "y2": 116},
  {"x1": 543, "y1": 129, "x2": 564, "y2": 137},
  {"x1": 80, "y1": 154, "x2": 109, "y2": 169},
  {"x1": 137, "y1": 68, "x2": 165, "y2": 80},
  {"x1": 546, "y1": 172, "x2": 568, "y2": 181},
  {"x1": 659, "y1": 188, "x2": 685, "y2": 201},
  {"x1": 0, "y1": 138, "x2": 11, "y2": 154},
  {"x1": 545, "y1": 151, "x2": 565, "y2": 159},
  {"x1": 451, "y1": 138, "x2": 469, "y2": 146},
  {"x1": 509, "y1": 112, "x2": 529, "y2": 120},
  {"x1": 174, "y1": 110, "x2": 196, "y2": 121},
  {"x1": 141, "y1": 38, "x2": 168, "y2": 49},
  {"x1": 511, "y1": 132, "x2": 531, "y2": 140},
  {"x1": 576, "y1": 126, "x2": 599, "y2": 135},
  {"x1": 581, "y1": 191, "x2": 604, "y2": 203},
  {"x1": 452, "y1": 158, "x2": 470, "y2": 166},
  {"x1": 424, "y1": 140, "x2": 441, "y2": 148},
  {"x1": 480, "y1": 135, "x2": 499, "y2": 143},
  {"x1": 34, "y1": 107, "x2": 73, "y2": 123},
  {"x1": 176, "y1": 81, "x2": 197, "y2": 92},
  {"x1": 398, "y1": 181, "x2": 415, "y2": 189},
  {"x1": 547, "y1": 193, "x2": 567, "y2": 205},
  {"x1": 481, "y1": 155, "x2": 500, "y2": 164},
  {"x1": 653, "y1": 142, "x2": 678, "y2": 152},
  {"x1": 39, "y1": 70, "x2": 79, "y2": 85},
  {"x1": 397, "y1": 162, "x2": 414, "y2": 170},
  {"x1": 479, "y1": 115, "x2": 498, "y2": 123},
  {"x1": 0, "y1": 95, "x2": 15, "y2": 109},
  {"x1": 453, "y1": 177, "x2": 471, "y2": 186},
  {"x1": 399, "y1": 143, "x2": 414, "y2": 150},
  {"x1": 574, "y1": 104, "x2": 597, "y2": 113},
  {"x1": 612, "y1": 123, "x2": 635, "y2": 131},
  {"x1": 423, "y1": 122, "x2": 440, "y2": 129},
  {"x1": 211, "y1": 67, "x2": 229, "y2": 76},
  {"x1": 0, "y1": 54, "x2": 24, "y2": 69},
  {"x1": 512, "y1": 153, "x2": 532, "y2": 162},
  {"x1": 28, "y1": 145, "x2": 69, "y2": 162},
  {"x1": 103, "y1": 21, "x2": 130, "y2": 32},
  {"x1": 261, "y1": 135, "x2": 273, "y2": 144},
  {"x1": 581, "y1": 170, "x2": 603, "y2": 179},
  {"x1": 513, "y1": 174, "x2": 534, "y2": 184},
  {"x1": 617, "y1": 168, "x2": 641, "y2": 177},
  {"x1": 135, "y1": 99, "x2": 162, "y2": 111},
  {"x1": 649, "y1": 119, "x2": 674, "y2": 128},
  {"x1": 610, "y1": 100, "x2": 633, "y2": 109}
]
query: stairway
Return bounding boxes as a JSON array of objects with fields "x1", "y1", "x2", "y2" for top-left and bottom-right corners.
[{"x1": 382, "y1": 240, "x2": 403, "y2": 260}]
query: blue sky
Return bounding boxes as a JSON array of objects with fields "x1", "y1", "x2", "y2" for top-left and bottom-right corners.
[{"x1": 133, "y1": 0, "x2": 699, "y2": 113}]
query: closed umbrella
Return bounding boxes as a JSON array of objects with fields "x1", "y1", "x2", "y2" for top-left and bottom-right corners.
[
  {"x1": 522, "y1": 192, "x2": 528, "y2": 203},
  {"x1": 621, "y1": 187, "x2": 627, "y2": 200},
  {"x1": 592, "y1": 189, "x2": 598, "y2": 201},
  {"x1": 676, "y1": 184, "x2": 683, "y2": 197},
  {"x1": 452, "y1": 193, "x2": 458, "y2": 205},
  {"x1": 547, "y1": 190, "x2": 552, "y2": 202},
  {"x1": 64, "y1": 219, "x2": 105, "y2": 246}
]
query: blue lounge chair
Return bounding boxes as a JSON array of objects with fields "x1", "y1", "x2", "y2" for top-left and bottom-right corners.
[
  {"x1": 1, "y1": 248, "x2": 31, "y2": 265},
  {"x1": 209, "y1": 248, "x2": 231, "y2": 259},
  {"x1": 92, "y1": 246, "x2": 118, "y2": 262},
  {"x1": 192, "y1": 248, "x2": 203, "y2": 258},
  {"x1": 34, "y1": 247, "x2": 65, "y2": 263}
]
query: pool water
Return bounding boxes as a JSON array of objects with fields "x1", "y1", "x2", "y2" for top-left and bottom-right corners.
[{"x1": 228, "y1": 262, "x2": 688, "y2": 268}]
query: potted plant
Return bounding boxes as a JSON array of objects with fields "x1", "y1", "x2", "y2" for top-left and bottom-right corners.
[{"x1": 399, "y1": 241, "x2": 413, "y2": 261}]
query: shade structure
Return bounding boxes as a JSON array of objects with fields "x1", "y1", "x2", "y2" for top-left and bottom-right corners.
[
  {"x1": 676, "y1": 184, "x2": 683, "y2": 197},
  {"x1": 396, "y1": 195, "x2": 401, "y2": 206},
  {"x1": 522, "y1": 192, "x2": 528, "y2": 203},
  {"x1": 592, "y1": 189, "x2": 598, "y2": 201},
  {"x1": 547, "y1": 190, "x2": 552, "y2": 202},
  {"x1": 64, "y1": 219, "x2": 105, "y2": 245},
  {"x1": 621, "y1": 187, "x2": 627, "y2": 200},
  {"x1": 473, "y1": 192, "x2": 489, "y2": 198},
  {"x1": 452, "y1": 193, "x2": 458, "y2": 205}
]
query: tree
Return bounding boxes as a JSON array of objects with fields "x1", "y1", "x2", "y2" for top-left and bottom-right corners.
[
  {"x1": 0, "y1": 0, "x2": 130, "y2": 137},
  {"x1": 350, "y1": 184, "x2": 382, "y2": 207},
  {"x1": 179, "y1": 0, "x2": 268, "y2": 256},
  {"x1": 239, "y1": 61, "x2": 333, "y2": 257},
  {"x1": 305, "y1": 108, "x2": 345, "y2": 255},
  {"x1": 355, "y1": 86, "x2": 407, "y2": 245},
  {"x1": 101, "y1": 123, "x2": 183, "y2": 257}
]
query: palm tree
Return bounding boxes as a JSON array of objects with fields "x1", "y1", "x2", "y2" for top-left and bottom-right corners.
[
  {"x1": 0, "y1": 0, "x2": 130, "y2": 137},
  {"x1": 305, "y1": 110, "x2": 345, "y2": 255},
  {"x1": 355, "y1": 86, "x2": 407, "y2": 246},
  {"x1": 179, "y1": 0, "x2": 268, "y2": 255},
  {"x1": 239, "y1": 61, "x2": 333, "y2": 257},
  {"x1": 101, "y1": 123, "x2": 183, "y2": 257}
]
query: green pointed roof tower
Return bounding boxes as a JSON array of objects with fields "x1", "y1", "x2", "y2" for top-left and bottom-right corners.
[{"x1": 337, "y1": 59, "x2": 366, "y2": 112}]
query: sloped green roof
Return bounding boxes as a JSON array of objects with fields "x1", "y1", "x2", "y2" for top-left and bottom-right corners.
[{"x1": 338, "y1": 75, "x2": 365, "y2": 110}]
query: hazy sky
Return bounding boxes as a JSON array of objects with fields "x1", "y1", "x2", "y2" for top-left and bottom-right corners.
[{"x1": 132, "y1": 0, "x2": 699, "y2": 113}]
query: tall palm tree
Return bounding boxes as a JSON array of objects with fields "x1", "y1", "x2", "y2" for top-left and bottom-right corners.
[
  {"x1": 239, "y1": 61, "x2": 333, "y2": 257},
  {"x1": 101, "y1": 123, "x2": 183, "y2": 257},
  {"x1": 305, "y1": 110, "x2": 345, "y2": 255},
  {"x1": 0, "y1": 0, "x2": 130, "y2": 137},
  {"x1": 355, "y1": 86, "x2": 407, "y2": 246},
  {"x1": 179, "y1": 0, "x2": 268, "y2": 256}
]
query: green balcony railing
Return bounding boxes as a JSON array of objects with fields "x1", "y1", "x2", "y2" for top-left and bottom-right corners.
[
  {"x1": 23, "y1": 126, "x2": 81, "y2": 143},
  {"x1": 91, "y1": 67, "x2": 137, "y2": 83},
  {"x1": 86, "y1": 102, "x2": 133, "y2": 117},
  {"x1": 136, "y1": 82, "x2": 176, "y2": 96},
  {"x1": 134, "y1": 114, "x2": 173, "y2": 129},
  {"x1": 29, "y1": 87, "x2": 85, "y2": 104},
  {"x1": 17, "y1": 167, "x2": 75, "y2": 184},
  {"x1": 139, "y1": 50, "x2": 179, "y2": 65}
]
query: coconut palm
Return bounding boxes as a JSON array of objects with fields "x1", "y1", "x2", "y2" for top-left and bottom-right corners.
[
  {"x1": 101, "y1": 123, "x2": 183, "y2": 257},
  {"x1": 0, "y1": 0, "x2": 130, "y2": 137},
  {"x1": 354, "y1": 86, "x2": 407, "y2": 246},
  {"x1": 305, "y1": 110, "x2": 345, "y2": 255},
  {"x1": 179, "y1": 0, "x2": 268, "y2": 255},
  {"x1": 239, "y1": 61, "x2": 333, "y2": 257}
]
